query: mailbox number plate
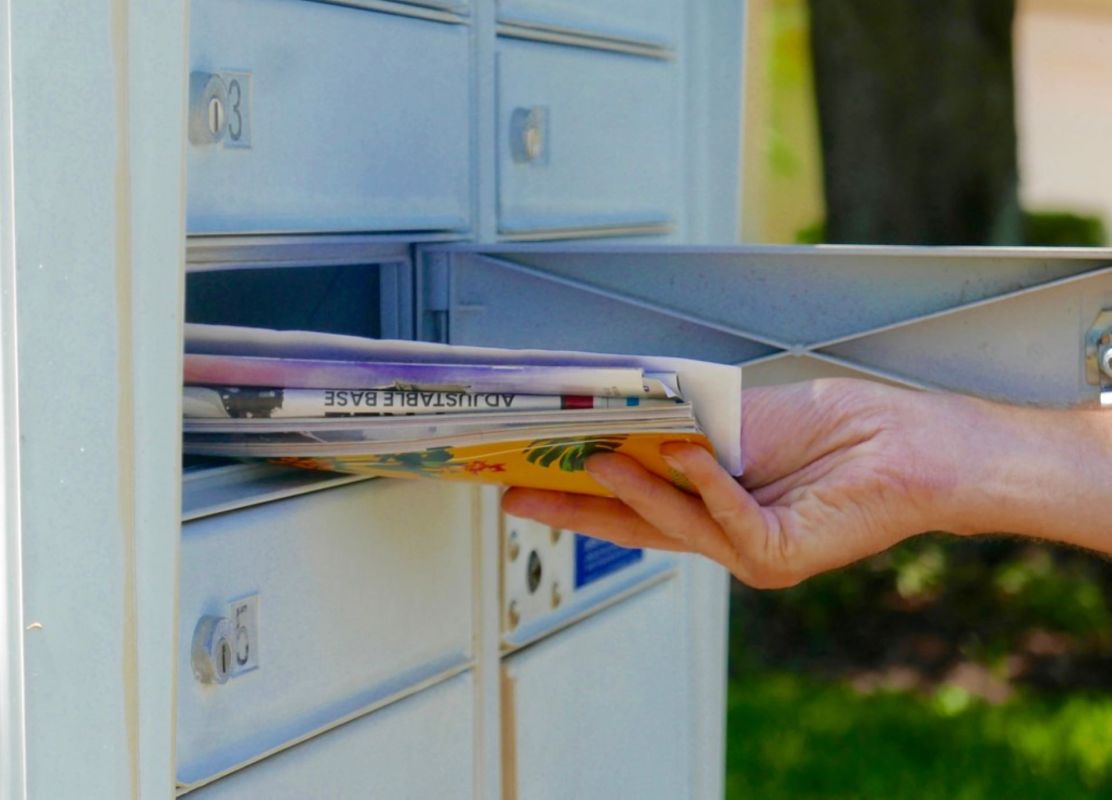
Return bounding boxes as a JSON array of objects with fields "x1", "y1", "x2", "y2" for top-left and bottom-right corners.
[
  {"x1": 221, "y1": 71, "x2": 252, "y2": 149},
  {"x1": 227, "y1": 594, "x2": 259, "y2": 676}
]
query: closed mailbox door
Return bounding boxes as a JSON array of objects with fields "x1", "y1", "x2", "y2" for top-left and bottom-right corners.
[
  {"x1": 502, "y1": 580, "x2": 690, "y2": 800},
  {"x1": 187, "y1": 672, "x2": 475, "y2": 799},
  {"x1": 188, "y1": 0, "x2": 471, "y2": 234},
  {"x1": 177, "y1": 479, "x2": 475, "y2": 788},
  {"x1": 496, "y1": 40, "x2": 679, "y2": 238}
]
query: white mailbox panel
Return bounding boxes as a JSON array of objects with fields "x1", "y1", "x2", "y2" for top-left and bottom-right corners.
[
  {"x1": 177, "y1": 479, "x2": 475, "y2": 787},
  {"x1": 498, "y1": 0, "x2": 680, "y2": 47},
  {"x1": 188, "y1": 0, "x2": 471, "y2": 234},
  {"x1": 501, "y1": 514, "x2": 675, "y2": 648},
  {"x1": 187, "y1": 672, "x2": 475, "y2": 799},
  {"x1": 496, "y1": 39, "x2": 679, "y2": 237},
  {"x1": 503, "y1": 579, "x2": 690, "y2": 800}
]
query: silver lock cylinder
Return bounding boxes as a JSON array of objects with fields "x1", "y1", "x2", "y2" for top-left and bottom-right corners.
[
  {"x1": 510, "y1": 107, "x2": 548, "y2": 164},
  {"x1": 189, "y1": 72, "x2": 229, "y2": 146},
  {"x1": 192, "y1": 615, "x2": 235, "y2": 685}
]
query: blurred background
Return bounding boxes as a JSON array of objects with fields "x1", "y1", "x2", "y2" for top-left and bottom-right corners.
[{"x1": 729, "y1": 1, "x2": 1112, "y2": 796}]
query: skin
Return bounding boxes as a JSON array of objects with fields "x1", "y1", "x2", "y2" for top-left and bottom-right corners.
[{"x1": 502, "y1": 379, "x2": 1112, "y2": 588}]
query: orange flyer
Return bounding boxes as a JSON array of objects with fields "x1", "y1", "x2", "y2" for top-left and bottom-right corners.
[{"x1": 273, "y1": 431, "x2": 713, "y2": 497}]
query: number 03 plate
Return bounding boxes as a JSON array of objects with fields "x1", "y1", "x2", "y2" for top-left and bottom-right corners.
[{"x1": 221, "y1": 70, "x2": 252, "y2": 149}]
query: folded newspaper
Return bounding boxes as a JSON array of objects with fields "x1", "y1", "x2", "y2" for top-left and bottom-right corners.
[{"x1": 183, "y1": 324, "x2": 743, "y2": 497}]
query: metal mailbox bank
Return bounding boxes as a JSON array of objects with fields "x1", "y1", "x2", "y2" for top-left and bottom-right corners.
[{"x1": 3, "y1": 1, "x2": 1111, "y2": 798}]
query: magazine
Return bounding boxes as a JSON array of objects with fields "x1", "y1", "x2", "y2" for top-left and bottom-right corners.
[
  {"x1": 182, "y1": 324, "x2": 743, "y2": 496},
  {"x1": 182, "y1": 386, "x2": 681, "y2": 418}
]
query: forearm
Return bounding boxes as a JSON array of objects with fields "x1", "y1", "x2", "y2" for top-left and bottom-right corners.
[{"x1": 914, "y1": 391, "x2": 1112, "y2": 551}]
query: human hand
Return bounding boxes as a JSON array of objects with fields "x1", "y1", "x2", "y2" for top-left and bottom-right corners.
[
  {"x1": 504, "y1": 379, "x2": 942, "y2": 587},
  {"x1": 502, "y1": 379, "x2": 1112, "y2": 587}
]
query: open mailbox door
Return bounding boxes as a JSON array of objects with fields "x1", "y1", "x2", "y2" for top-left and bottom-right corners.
[
  {"x1": 419, "y1": 243, "x2": 1112, "y2": 799},
  {"x1": 420, "y1": 244, "x2": 1112, "y2": 404}
]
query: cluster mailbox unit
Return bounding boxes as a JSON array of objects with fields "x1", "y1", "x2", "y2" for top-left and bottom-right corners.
[{"x1": 4, "y1": 1, "x2": 1112, "y2": 798}]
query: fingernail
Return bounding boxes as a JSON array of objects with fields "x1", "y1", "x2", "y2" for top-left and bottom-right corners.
[
  {"x1": 662, "y1": 455, "x2": 685, "y2": 475},
  {"x1": 586, "y1": 469, "x2": 615, "y2": 492},
  {"x1": 585, "y1": 459, "x2": 616, "y2": 491}
]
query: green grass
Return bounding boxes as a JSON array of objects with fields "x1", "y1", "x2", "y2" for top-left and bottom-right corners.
[{"x1": 726, "y1": 671, "x2": 1112, "y2": 799}]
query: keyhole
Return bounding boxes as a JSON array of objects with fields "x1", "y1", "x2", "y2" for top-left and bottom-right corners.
[
  {"x1": 219, "y1": 638, "x2": 232, "y2": 676},
  {"x1": 523, "y1": 124, "x2": 541, "y2": 160},
  {"x1": 208, "y1": 95, "x2": 225, "y2": 136},
  {"x1": 526, "y1": 550, "x2": 542, "y2": 594}
]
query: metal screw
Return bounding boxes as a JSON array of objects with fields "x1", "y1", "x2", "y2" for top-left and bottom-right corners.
[
  {"x1": 507, "y1": 529, "x2": 520, "y2": 561},
  {"x1": 507, "y1": 600, "x2": 521, "y2": 629},
  {"x1": 551, "y1": 582, "x2": 562, "y2": 609},
  {"x1": 550, "y1": 528, "x2": 561, "y2": 545},
  {"x1": 1101, "y1": 345, "x2": 1112, "y2": 379}
]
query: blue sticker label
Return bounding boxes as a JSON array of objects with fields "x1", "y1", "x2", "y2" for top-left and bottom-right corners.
[{"x1": 574, "y1": 534, "x2": 643, "y2": 588}]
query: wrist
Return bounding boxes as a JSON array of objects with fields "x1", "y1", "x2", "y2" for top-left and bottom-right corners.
[{"x1": 911, "y1": 390, "x2": 1112, "y2": 547}]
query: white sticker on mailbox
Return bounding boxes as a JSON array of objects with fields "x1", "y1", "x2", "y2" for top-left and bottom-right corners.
[
  {"x1": 227, "y1": 594, "x2": 259, "y2": 676},
  {"x1": 221, "y1": 71, "x2": 252, "y2": 149}
]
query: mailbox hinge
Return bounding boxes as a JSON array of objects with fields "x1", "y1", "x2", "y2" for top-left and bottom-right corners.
[
  {"x1": 420, "y1": 251, "x2": 451, "y2": 344},
  {"x1": 1084, "y1": 310, "x2": 1112, "y2": 405}
]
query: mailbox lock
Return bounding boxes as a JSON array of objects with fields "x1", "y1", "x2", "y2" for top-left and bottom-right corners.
[
  {"x1": 192, "y1": 615, "x2": 234, "y2": 685},
  {"x1": 510, "y1": 107, "x2": 548, "y2": 164},
  {"x1": 189, "y1": 72, "x2": 229, "y2": 146}
]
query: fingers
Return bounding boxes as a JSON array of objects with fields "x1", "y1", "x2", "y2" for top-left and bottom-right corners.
[
  {"x1": 659, "y1": 443, "x2": 771, "y2": 533},
  {"x1": 584, "y1": 453, "x2": 748, "y2": 573},
  {"x1": 501, "y1": 487, "x2": 690, "y2": 552},
  {"x1": 504, "y1": 450, "x2": 802, "y2": 588},
  {"x1": 657, "y1": 443, "x2": 791, "y2": 579}
]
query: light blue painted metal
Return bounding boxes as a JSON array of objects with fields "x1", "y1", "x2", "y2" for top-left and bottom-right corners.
[
  {"x1": 471, "y1": 0, "x2": 501, "y2": 242},
  {"x1": 504, "y1": 580, "x2": 690, "y2": 800},
  {"x1": 453, "y1": 246, "x2": 1108, "y2": 344},
  {"x1": 177, "y1": 479, "x2": 475, "y2": 788},
  {"x1": 684, "y1": 0, "x2": 743, "y2": 245},
  {"x1": 186, "y1": 237, "x2": 414, "y2": 272},
  {"x1": 423, "y1": 245, "x2": 1112, "y2": 404},
  {"x1": 311, "y1": 0, "x2": 471, "y2": 19},
  {"x1": 502, "y1": 554, "x2": 677, "y2": 651},
  {"x1": 497, "y1": 0, "x2": 680, "y2": 48},
  {"x1": 181, "y1": 462, "x2": 367, "y2": 522},
  {"x1": 6, "y1": 1, "x2": 187, "y2": 797},
  {"x1": 825, "y1": 272, "x2": 1112, "y2": 404},
  {"x1": 496, "y1": 38, "x2": 679, "y2": 236},
  {"x1": 188, "y1": 0, "x2": 472, "y2": 234},
  {"x1": 0, "y1": 0, "x2": 26, "y2": 795},
  {"x1": 429, "y1": 250, "x2": 777, "y2": 360},
  {"x1": 187, "y1": 672, "x2": 476, "y2": 799}
]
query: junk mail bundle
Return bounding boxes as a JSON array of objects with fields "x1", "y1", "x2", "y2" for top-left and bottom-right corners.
[{"x1": 183, "y1": 324, "x2": 743, "y2": 496}]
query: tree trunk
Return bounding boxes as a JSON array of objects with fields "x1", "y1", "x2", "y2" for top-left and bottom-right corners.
[{"x1": 808, "y1": 0, "x2": 1020, "y2": 245}]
